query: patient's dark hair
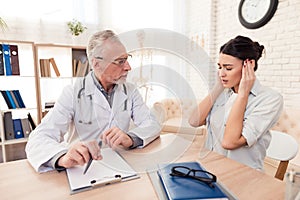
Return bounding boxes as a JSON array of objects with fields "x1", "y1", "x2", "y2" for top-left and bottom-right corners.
[{"x1": 220, "y1": 35, "x2": 264, "y2": 71}]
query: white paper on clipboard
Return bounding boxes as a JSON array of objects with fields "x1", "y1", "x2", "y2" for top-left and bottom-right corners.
[{"x1": 66, "y1": 148, "x2": 139, "y2": 194}]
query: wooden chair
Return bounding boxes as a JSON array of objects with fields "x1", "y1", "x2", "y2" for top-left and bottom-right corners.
[{"x1": 266, "y1": 130, "x2": 299, "y2": 180}]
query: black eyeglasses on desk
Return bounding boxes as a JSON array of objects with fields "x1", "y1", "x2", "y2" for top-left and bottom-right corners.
[{"x1": 170, "y1": 166, "x2": 217, "y2": 188}]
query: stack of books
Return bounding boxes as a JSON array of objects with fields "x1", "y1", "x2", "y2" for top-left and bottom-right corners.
[{"x1": 39, "y1": 58, "x2": 60, "y2": 77}]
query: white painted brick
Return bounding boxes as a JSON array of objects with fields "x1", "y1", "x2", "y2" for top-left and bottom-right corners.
[
  {"x1": 289, "y1": 58, "x2": 300, "y2": 64},
  {"x1": 273, "y1": 81, "x2": 291, "y2": 88},
  {"x1": 282, "y1": 76, "x2": 300, "y2": 82},
  {"x1": 290, "y1": 70, "x2": 300, "y2": 76},
  {"x1": 284, "y1": 88, "x2": 300, "y2": 94},
  {"x1": 291, "y1": 82, "x2": 300, "y2": 87},
  {"x1": 268, "y1": 64, "x2": 282, "y2": 70},
  {"x1": 294, "y1": 31, "x2": 300, "y2": 37},
  {"x1": 271, "y1": 39, "x2": 288, "y2": 47},
  {"x1": 272, "y1": 46, "x2": 291, "y2": 53},
  {"x1": 274, "y1": 70, "x2": 293, "y2": 76},
  {"x1": 282, "y1": 64, "x2": 300, "y2": 70},
  {"x1": 291, "y1": 43, "x2": 300, "y2": 51},
  {"x1": 272, "y1": 58, "x2": 290, "y2": 64},
  {"x1": 283, "y1": 50, "x2": 300, "y2": 58},
  {"x1": 263, "y1": 52, "x2": 282, "y2": 59}
]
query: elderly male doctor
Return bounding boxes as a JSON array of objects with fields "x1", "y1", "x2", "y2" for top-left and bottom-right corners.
[{"x1": 26, "y1": 30, "x2": 161, "y2": 173}]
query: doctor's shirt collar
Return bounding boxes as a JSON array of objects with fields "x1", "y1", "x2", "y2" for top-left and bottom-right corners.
[{"x1": 91, "y1": 71, "x2": 116, "y2": 107}]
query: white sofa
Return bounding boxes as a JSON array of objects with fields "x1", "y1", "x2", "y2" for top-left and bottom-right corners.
[{"x1": 151, "y1": 98, "x2": 205, "y2": 135}]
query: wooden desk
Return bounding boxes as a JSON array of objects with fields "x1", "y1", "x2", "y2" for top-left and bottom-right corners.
[{"x1": 0, "y1": 133, "x2": 285, "y2": 200}]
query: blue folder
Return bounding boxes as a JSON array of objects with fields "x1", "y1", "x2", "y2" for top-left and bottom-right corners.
[
  {"x1": 2, "y1": 44, "x2": 12, "y2": 75},
  {"x1": 13, "y1": 118, "x2": 24, "y2": 139},
  {"x1": 12, "y1": 90, "x2": 26, "y2": 108},
  {"x1": 157, "y1": 162, "x2": 228, "y2": 200},
  {"x1": 5, "y1": 90, "x2": 16, "y2": 109},
  {"x1": 1, "y1": 90, "x2": 13, "y2": 109}
]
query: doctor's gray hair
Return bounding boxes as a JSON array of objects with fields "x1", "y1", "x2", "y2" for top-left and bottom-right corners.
[{"x1": 86, "y1": 30, "x2": 121, "y2": 66}]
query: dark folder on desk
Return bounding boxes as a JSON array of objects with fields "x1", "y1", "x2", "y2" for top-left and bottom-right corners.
[
  {"x1": 66, "y1": 148, "x2": 139, "y2": 194},
  {"x1": 157, "y1": 162, "x2": 229, "y2": 200}
]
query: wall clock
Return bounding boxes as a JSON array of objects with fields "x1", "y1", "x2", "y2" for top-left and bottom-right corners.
[{"x1": 238, "y1": 0, "x2": 278, "y2": 29}]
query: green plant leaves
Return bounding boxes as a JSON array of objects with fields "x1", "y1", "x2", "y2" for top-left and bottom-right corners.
[{"x1": 67, "y1": 19, "x2": 87, "y2": 36}]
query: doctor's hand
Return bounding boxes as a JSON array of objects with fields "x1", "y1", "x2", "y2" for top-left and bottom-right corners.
[
  {"x1": 57, "y1": 140, "x2": 102, "y2": 169},
  {"x1": 101, "y1": 127, "x2": 133, "y2": 149}
]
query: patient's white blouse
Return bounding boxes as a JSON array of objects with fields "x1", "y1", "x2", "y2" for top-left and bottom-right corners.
[{"x1": 205, "y1": 79, "x2": 283, "y2": 170}]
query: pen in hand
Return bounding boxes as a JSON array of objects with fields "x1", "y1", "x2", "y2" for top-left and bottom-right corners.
[{"x1": 83, "y1": 140, "x2": 102, "y2": 175}]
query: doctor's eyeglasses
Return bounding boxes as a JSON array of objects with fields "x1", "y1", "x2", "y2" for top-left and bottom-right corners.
[
  {"x1": 170, "y1": 166, "x2": 217, "y2": 188},
  {"x1": 95, "y1": 54, "x2": 132, "y2": 67}
]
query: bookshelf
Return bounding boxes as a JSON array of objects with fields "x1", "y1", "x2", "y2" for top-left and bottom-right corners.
[
  {"x1": 34, "y1": 43, "x2": 89, "y2": 123},
  {"x1": 0, "y1": 41, "x2": 89, "y2": 163},
  {"x1": 0, "y1": 40, "x2": 38, "y2": 163}
]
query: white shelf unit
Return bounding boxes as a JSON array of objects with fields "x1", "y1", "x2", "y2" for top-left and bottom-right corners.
[
  {"x1": 0, "y1": 40, "x2": 38, "y2": 163},
  {"x1": 34, "y1": 43, "x2": 87, "y2": 123}
]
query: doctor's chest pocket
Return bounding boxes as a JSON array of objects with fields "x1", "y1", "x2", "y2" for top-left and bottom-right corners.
[
  {"x1": 75, "y1": 110, "x2": 110, "y2": 135},
  {"x1": 113, "y1": 109, "x2": 132, "y2": 129}
]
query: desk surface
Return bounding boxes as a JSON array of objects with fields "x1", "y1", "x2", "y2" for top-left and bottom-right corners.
[{"x1": 0, "y1": 133, "x2": 285, "y2": 200}]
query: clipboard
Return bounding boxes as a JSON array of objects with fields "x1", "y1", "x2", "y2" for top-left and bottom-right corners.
[{"x1": 66, "y1": 148, "x2": 139, "y2": 194}]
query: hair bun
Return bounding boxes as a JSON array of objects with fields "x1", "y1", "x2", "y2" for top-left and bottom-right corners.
[{"x1": 253, "y1": 42, "x2": 264, "y2": 59}]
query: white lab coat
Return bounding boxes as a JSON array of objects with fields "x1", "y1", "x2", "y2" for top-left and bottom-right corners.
[{"x1": 25, "y1": 71, "x2": 161, "y2": 172}]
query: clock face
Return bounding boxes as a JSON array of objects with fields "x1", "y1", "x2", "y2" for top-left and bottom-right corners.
[
  {"x1": 238, "y1": 0, "x2": 278, "y2": 29},
  {"x1": 241, "y1": 0, "x2": 271, "y2": 23}
]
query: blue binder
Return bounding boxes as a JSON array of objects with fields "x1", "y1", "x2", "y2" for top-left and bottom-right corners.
[
  {"x1": 157, "y1": 162, "x2": 228, "y2": 200},
  {"x1": 1, "y1": 90, "x2": 13, "y2": 109},
  {"x1": 12, "y1": 90, "x2": 26, "y2": 108},
  {"x1": 2, "y1": 44, "x2": 12, "y2": 75},
  {"x1": 13, "y1": 118, "x2": 24, "y2": 139},
  {"x1": 5, "y1": 90, "x2": 16, "y2": 109}
]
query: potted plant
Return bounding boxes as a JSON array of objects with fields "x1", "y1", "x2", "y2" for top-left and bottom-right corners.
[{"x1": 67, "y1": 19, "x2": 87, "y2": 36}]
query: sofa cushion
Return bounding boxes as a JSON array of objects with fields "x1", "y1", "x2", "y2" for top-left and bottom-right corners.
[{"x1": 152, "y1": 98, "x2": 204, "y2": 135}]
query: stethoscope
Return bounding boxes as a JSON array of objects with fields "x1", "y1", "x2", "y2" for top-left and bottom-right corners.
[{"x1": 77, "y1": 76, "x2": 128, "y2": 124}]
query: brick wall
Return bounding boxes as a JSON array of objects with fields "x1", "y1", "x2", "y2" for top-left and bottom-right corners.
[
  {"x1": 185, "y1": 0, "x2": 215, "y2": 99},
  {"x1": 217, "y1": 0, "x2": 300, "y2": 109},
  {"x1": 187, "y1": 0, "x2": 300, "y2": 109}
]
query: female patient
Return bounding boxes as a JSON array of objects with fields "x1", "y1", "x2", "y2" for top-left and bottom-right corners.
[{"x1": 189, "y1": 35, "x2": 283, "y2": 170}]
